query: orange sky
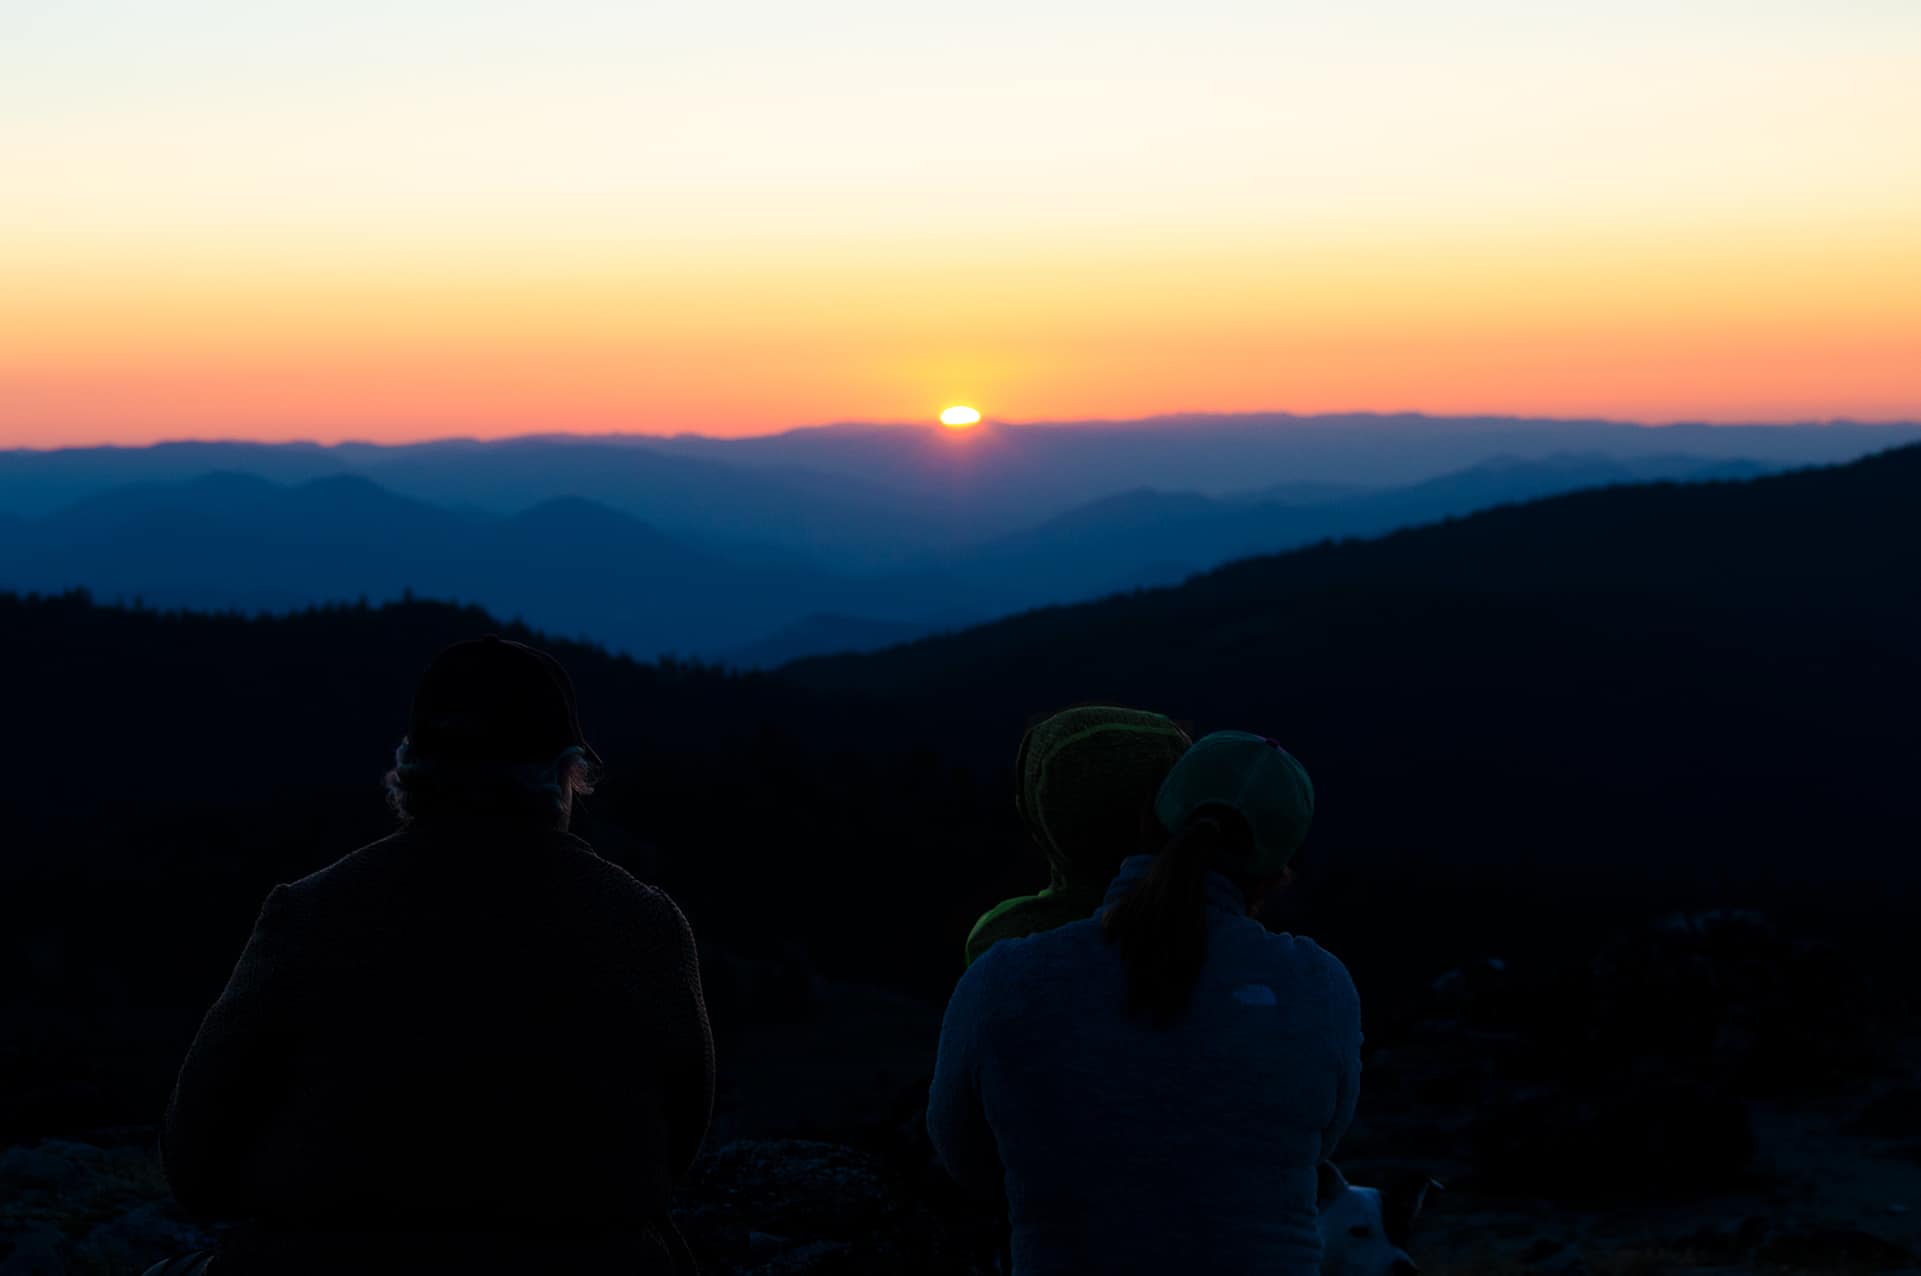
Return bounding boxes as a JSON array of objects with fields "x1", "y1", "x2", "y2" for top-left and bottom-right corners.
[{"x1": 4, "y1": 2, "x2": 1919, "y2": 446}]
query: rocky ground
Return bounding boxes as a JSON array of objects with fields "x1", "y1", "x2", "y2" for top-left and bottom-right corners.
[
  {"x1": 0, "y1": 1132, "x2": 214, "y2": 1276},
  {"x1": 1343, "y1": 910, "x2": 1921, "y2": 1275},
  {"x1": 6, "y1": 911, "x2": 1920, "y2": 1275}
]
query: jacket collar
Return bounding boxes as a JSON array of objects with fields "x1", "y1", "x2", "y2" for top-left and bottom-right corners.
[
  {"x1": 1099, "y1": 853, "x2": 1250, "y2": 918},
  {"x1": 396, "y1": 819, "x2": 589, "y2": 856}
]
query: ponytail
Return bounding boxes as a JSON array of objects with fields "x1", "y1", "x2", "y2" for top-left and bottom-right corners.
[{"x1": 1102, "y1": 810, "x2": 1245, "y2": 1025}]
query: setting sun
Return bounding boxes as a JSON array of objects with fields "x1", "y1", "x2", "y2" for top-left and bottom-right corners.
[{"x1": 940, "y1": 406, "x2": 982, "y2": 429}]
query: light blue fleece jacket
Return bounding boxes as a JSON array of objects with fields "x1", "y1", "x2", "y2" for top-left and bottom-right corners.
[{"x1": 928, "y1": 855, "x2": 1362, "y2": 1276}]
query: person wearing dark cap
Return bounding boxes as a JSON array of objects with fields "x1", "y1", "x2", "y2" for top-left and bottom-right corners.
[
  {"x1": 965, "y1": 705, "x2": 1192, "y2": 967},
  {"x1": 928, "y1": 732, "x2": 1361, "y2": 1276},
  {"x1": 154, "y1": 636, "x2": 714, "y2": 1276}
]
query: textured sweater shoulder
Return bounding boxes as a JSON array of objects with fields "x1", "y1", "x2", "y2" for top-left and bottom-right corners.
[{"x1": 162, "y1": 821, "x2": 714, "y2": 1241}]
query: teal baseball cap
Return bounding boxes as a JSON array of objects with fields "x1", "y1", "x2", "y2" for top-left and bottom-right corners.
[{"x1": 1153, "y1": 731, "x2": 1315, "y2": 877}]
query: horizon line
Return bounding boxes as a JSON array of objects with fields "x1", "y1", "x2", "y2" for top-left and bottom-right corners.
[{"x1": 8, "y1": 409, "x2": 1921, "y2": 455}]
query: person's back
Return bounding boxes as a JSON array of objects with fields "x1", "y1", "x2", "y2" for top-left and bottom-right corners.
[
  {"x1": 159, "y1": 637, "x2": 713, "y2": 1275},
  {"x1": 929, "y1": 732, "x2": 1360, "y2": 1275}
]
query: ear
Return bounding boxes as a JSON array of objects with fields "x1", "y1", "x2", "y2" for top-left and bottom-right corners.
[
  {"x1": 1380, "y1": 1173, "x2": 1444, "y2": 1249},
  {"x1": 1317, "y1": 1161, "x2": 1350, "y2": 1209}
]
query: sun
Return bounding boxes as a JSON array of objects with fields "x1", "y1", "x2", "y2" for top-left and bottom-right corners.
[{"x1": 939, "y1": 405, "x2": 982, "y2": 429}]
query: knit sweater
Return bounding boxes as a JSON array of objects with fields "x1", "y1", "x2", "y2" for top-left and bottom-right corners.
[
  {"x1": 928, "y1": 855, "x2": 1362, "y2": 1276},
  {"x1": 161, "y1": 819, "x2": 714, "y2": 1272}
]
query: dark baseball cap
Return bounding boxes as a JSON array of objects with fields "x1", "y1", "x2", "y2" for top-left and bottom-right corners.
[
  {"x1": 408, "y1": 636, "x2": 601, "y2": 766},
  {"x1": 1153, "y1": 731, "x2": 1314, "y2": 877}
]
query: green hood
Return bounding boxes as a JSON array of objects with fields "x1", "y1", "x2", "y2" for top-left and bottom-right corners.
[{"x1": 1017, "y1": 705, "x2": 1193, "y2": 891}]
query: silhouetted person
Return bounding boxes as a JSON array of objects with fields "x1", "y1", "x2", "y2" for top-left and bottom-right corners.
[
  {"x1": 964, "y1": 705, "x2": 1191, "y2": 966},
  {"x1": 928, "y1": 732, "x2": 1360, "y2": 1275},
  {"x1": 155, "y1": 636, "x2": 714, "y2": 1275}
]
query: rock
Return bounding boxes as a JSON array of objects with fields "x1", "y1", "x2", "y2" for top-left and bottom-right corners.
[
  {"x1": 1848, "y1": 1087, "x2": 1921, "y2": 1139},
  {"x1": 1428, "y1": 958, "x2": 1518, "y2": 1028},
  {"x1": 1407, "y1": 1068, "x2": 1486, "y2": 1108},
  {"x1": 1520, "y1": 1236, "x2": 1566, "y2": 1262},
  {"x1": 701, "y1": 944, "x2": 820, "y2": 1033},
  {"x1": 1471, "y1": 1082, "x2": 1755, "y2": 1201},
  {"x1": 0, "y1": 1140, "x2": 106, "y2": 1194},
  {"x1": 746, "y1": 1239, "x2": 854, "y2": 1273},
  {"x1": 0, "y1": 1224, "x2": 69, "y2": 1276},
  {"x1": 1547, "y1": 909, "x2": 1875, "y2": 1093},
  {"x1": 1667, "y1": 1214, "x2": 1769, "y2": 1261},
  {"x1": 0, "y1": 1135, "x2": 218, "y2": 1276},
  {"x1": 71, "y1": 1203, "x2": 217, "y2": 1273},
  {"x1": 685, "y1": 1140, "x2": 895, "y2": 1238},
  {"x1": 1878, "y1": 1140, "x2": 1921, "y2": 1169},
  {"x1": 675, "y1": 1139, "x2": 997, "y2": 1276},
  {"x1": 1756, "y1": 1226, "x2": 1916, "y2": 1270}
]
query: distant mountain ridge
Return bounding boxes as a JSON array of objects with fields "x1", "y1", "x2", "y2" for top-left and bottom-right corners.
[
  {"x1": 0, "y1": 471, "x2": 984, "y2": 658},
  {"x1": 0, "y1": 450, "x2": 1825, "y2": 663},
  {"x1": 947, "y1": 452, "x2": 1776, "y2": 601},
  {"x1": 4, "y1": 415, "x2": 1913, "y2": 568}
]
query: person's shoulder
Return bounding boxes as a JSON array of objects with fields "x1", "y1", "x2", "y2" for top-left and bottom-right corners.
[
  {"x1": 965, "y1": 890, "x2": 1096, "y2": 965},
  {"x1": 548, "y1": 835, "x2": 699, "y2": 945},
  {"x1": 964, "y1": 892, "x2": 1040, "y2": 959},
  {"x1": 1278, "y1": 933, "x2": 1360, "y2": 1013},
  {"x1": 964, "y1": 914, "x2": 1105, "y2": 997},
  {"x1": 957, "y1": 918, "x2": 1060, "y2": 988},
  {"x1": 553, "y1": 834, "x2": 674, "y2": 901},
  {"x1": 1273, "y1": 929, "x2": 1349, "y2": 970},
  {"x1": 277, "y1": 828, "x2": 412, "y2": 903},
  {"x1": 1244, "y1": 928, "x2": 1356, "y2": 989},
  {"x1": 947, "y1": 928, "x2": 1025, "y2": 1025}
]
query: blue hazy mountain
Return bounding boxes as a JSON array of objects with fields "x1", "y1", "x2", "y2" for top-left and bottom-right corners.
[
  {"x1": 0, "y1": 436, "x2": 921, "y2": 566},
  {"x1": 0, "y1": 454, "x2": 1786, "y2": 663},
  {"x1": 953, "y1": 453, "x2": 1779, "y2": 601},
  {"x1": 0, "y1": 472, "x2": 986, "y2": 659},
  {"x1": 5, "y1": 415, "x2": 1913, "y2": 570},
  {"x1": 0, "y1": 450, "x2": 1865, "y2": 664},
  {"x1": 647, "y1": 413, "x2": 1917, "y2": 518},
  {"x1": 3, "y1": 420, "x2": 1914, "y2": 664}
]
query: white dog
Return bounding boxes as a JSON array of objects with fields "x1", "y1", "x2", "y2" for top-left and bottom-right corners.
[{"x1": 1318, "y1": 1162, "x2": 1441, "y2": 1276}]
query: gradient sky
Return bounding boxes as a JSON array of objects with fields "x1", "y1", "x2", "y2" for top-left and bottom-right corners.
[{"x1": 4, "y1": 0, "x2": 1918, "y2": 446}]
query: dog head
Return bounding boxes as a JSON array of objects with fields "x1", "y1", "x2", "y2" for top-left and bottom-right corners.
[{"x1": 1318, "y1": 1162, "x2": 1442, "y2": 1276}]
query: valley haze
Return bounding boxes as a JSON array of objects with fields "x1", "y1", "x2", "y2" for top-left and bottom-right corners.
[{"x1": 3, "y1": 412, "x2": 1915, "y2": 665}]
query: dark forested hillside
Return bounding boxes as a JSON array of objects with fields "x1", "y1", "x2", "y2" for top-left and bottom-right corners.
[{"x1": 792, "y1": 443, "x2": 1921, "y2": 883}]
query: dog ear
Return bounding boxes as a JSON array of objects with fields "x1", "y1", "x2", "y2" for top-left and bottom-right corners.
[
  {"x1": 1317, "y1": 1161, "x2": 1350, "y2": 1209},
  {"x1": 1380, "y1": 1172, "x2": 1444, "y2": 1248}
]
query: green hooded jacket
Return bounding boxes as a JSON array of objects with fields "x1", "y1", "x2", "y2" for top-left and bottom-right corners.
[{"x1": 963, "y1": 706, "x2": 1192, "y2": 967}]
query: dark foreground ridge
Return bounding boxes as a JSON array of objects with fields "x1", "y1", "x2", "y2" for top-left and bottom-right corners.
[{"x1": 7, "y1": 905, "x2": 1920, "y2": 1272}]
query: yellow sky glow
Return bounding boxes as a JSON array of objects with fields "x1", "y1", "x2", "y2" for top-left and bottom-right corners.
[{"x1": 3, "y1": 1, "x2": 1918, "y2": 445}]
